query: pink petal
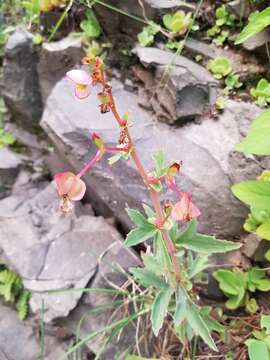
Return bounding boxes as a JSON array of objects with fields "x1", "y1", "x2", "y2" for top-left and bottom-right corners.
[
  {"x1": 68, "y1": 178, "x2": 86, "y2": 201},
  {"x1": 171, "y1": 193, "x2": 200, "y2": 221},
  {"x1": 54, "y1": 172, "x2": 77, "y2": 196},
  {"x1": 75, "y1": 85, "x2": 91, "y2": 99},
  {"x1": 66, "y1": 69, "x2": 92, "y2": 85},
  {"x1": 189, "y1": 202, "x2": 201, "y2": 219}
]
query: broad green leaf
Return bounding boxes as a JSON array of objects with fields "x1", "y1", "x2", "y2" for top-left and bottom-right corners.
[
  {"x1": 255, "y1": 279, "x2": 270, "y2": 292},
  {"x1": 232, "y1": 180, "x2": 270, "y2": 210},
  {"x1": 186, "y1": 304, "x2": 217, "y2": 351},
  {"x1": 256, "y1": 220, "x2": 270, "y2": 240},
  {"x1": 126, "y1": 208, "x2": 149, "y2": 228},
  {"x1": 213, "y1": 270, "x2": 246, "y2": 296},
  {"x1": 246, "y1": 339, "x2": 270, "y2": 360},
  {"x1": 150, "y1": 288, "x2": 172, "y2": 336},
  {"x1": 163, "y1": 14, "x2": 173, "y2": 30},
  {"x1": 124, "y1": 226, "x2": 157, "y2": 247},
  {"x1": 130, "y1": 268, "x2": 168, "y2": 290},
  {"x1": 175, "y1": 220, "x2": 241, "y2": 254},
  {"x1": 80, "y1": 10, "x2": 101, "y2": 38},
  {"x1": 261, "y1": 315, "x2": 270, "y2": 335},
  {"x1": 235, "y1": 7, "x2": 270, "y2": 45},
  {"x1": 235, "y1": 109, "x2": 270, "y2": 155}
]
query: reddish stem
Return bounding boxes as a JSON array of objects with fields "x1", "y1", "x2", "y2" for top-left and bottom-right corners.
[
  {"x1": 98, "y1": 68, "x2": 181, "y2": 282},
  {"x1": 77, "y1": 150, "x2": 102, "y2": 178},
  {"x1": 106, "y1": 146, "x2": 129, "y2": 153}
]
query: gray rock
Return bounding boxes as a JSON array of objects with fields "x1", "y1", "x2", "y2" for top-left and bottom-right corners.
[
  {"x1": 243, "y1": 29, "x2": 270, "y2": 51},
  {"x1": 134, "y1": 46, "x2": 218, "y2": 123},
  {"x1": 242, "y1": 232, "x2": 270, "y2": 263},
  {"x1": 65, "y1": 240, "x2": 140, "y2": 358},
  {"x1": 0, "y1": 302, "x2": 40, "y2": 360},
  {"x1": 227, "y1": 0, "x2": 251, "y2": 19},
  {"x1": 0, "y1": 147, "x2": 21, "y2": 198},
  {"x1": 2, "y1": 28, "x2": 42, "y2": 128},
  {"x1": 146, "y1": 0, "x2": 195, "y2": 10},
  {"x1": 38, "y1": 35, "x2": 84, "y2": 103},
  {"x1": 0, "y1": 182, "x2": 125, "y2": 322},
  {"x1": 41, "y1": 76, "x2": 265, "y2": 238},
  {"x1": 0, "y1": 301, "x2": 76, "y2": 360},
  {"x1": 95, "y1": 0, "x2": 195, "y2": 37}
]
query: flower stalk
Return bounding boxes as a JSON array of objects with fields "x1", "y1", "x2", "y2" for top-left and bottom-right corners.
[{"x1": 97, "y1": 68, "x2": 181, "y2": 282}]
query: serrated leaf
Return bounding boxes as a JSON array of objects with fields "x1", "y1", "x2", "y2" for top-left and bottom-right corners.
[
  {"x1": 186, "y1": 304, "x2": 217, "y2": 351},
  {"x1": 125, "y1": 226, "x2": 157, "y2": 247},
  {"x1": 235, "y1": 109, "x2": 270, "y2": 155},
  {"x1": 175, "y1": 220, "x2": 241, "y2": 254},
  {"x1": 142, "y1": 254, "x2": 164, "y2": 276},
  {"x1": 150, "y1": 288, "x2": 172, "y2": 336},
  {"x1": 130, "y1": 268, "x2": 168, "y2": 290},
  {"x1": 174, "y1": 287, "x2": 188, "y2": 326},
  {"x1": 232, "y1": 180, "x2": 270, "y2": 210},
  {"x1": 126, "y1": 208, "x2": 149, "y2": 228},
  {"x1": 188, "y1": 254, "x2": 209, "y2": 279}
]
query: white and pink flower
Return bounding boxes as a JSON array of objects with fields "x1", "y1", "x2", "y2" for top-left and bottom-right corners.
[{"x1": 66, "y1": 69, "x2": 92, "y2": 99}]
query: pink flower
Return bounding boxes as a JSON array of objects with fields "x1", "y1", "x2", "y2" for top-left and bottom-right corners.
[
  {"x1": 54, "y1": 172, "x2": 86, "y2": 212},
  {"x1": 171, "y1": 192, "x2": 200, "y2": 222},
  {"x1": 66, "y1": 69, "x2": 92, "y2": 99}
]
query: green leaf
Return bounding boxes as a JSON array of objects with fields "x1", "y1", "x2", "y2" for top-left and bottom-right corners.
[
  {"x1": 175, "y1": 220, "x2": 241, "y2": 254},
  {"x1": 246, "y1": 339, "x2": 270, "y2": 360},
  {"x1": 213, "y1": 270, "x2": 246, "y2": 296},
  {"x1": 150, "y1": 288, "x2": 172, "y2": 336},
  {"x1": 246, "y1": 298, "x2": 258, "y2": 314},
  {"x1": 174, "y1": 287, "x2": 188, "y2": 326},
  {"x1": 143, "y1": 204, "x2": 155, "y2": 218},
  {"x1": 163, "y1": 14, "x2": 173, "y2": 30},
  {"x1": 130, "y1": 268, "x2": 168, "y2": 290},
  {"x1": 152, "y1": 150, "x2": 166, "y2": 177},
  {"x1": 235, "y1": 7, "x2": 270, "y2": 45},
  {"x1": 207, "y1": 57, "x2": 232, "y2": 78},
  {"x1": 255, "y1": 279, "x2": 270, "y2": 292},
  {"x1": 236, "y1": 109, "x2": 270, "y2": 155},
  {"x1": 142, "y1": 254, "x2": 164, "y2": 276},
  {"x1": 188, "y1": 254, "x2": 209, "y2": 279},
  {"x1": 186, "y1": 304, "x2": 217, "y2": 351},
  {"x1": 232, "y1": 180, "x2": 270, "y2": 210},
  {"x1": 124, "y1": 226, "x2": 157, "y2": 247},
  {"x1": 80, "y1": 9, "x2": 101, "y2": 38},
  {"x1": 137, "y1": 22, "x2": 160, "y2": 47},
  {"x1": 200, "y1": 307, "x2": 225, "y2": 333},
  {"x1": 126, "y1": 208, "x2": 149, "y2": 228},
  {"x1": 256, "y1": 220, "x2": 270, "y2": 240},
  {"x1": 261, "y1": 315, "x2": 270, "y2": 335}
]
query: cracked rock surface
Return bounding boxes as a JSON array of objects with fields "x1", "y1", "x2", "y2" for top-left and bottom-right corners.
[
  {"x1": 0, "y1": 181, "x2": 126, "y2": 322},
  {"x1": 41, "y1": 75, "x2": 268, "y2": 238}
]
